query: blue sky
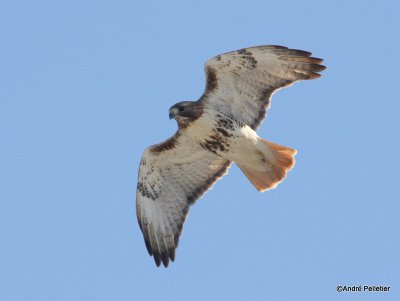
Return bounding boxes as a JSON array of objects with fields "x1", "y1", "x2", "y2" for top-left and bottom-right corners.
[{"x1": 1, "y1": 0, "x2": 399, "y2": 300}]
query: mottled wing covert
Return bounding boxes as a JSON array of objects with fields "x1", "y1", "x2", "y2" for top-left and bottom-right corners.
[
  {"x1": 136, "y1": 133, "x2": 231, "y2": 267},
  {"x1": 200, "y1": 45, "x2": 326, "y2": 129}
]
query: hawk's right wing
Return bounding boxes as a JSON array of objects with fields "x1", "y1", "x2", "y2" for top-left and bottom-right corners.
[{"x1": 136, "y1": 133, "x2": 231, "y2": 267}]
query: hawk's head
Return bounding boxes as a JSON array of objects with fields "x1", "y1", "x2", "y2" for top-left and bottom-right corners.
[{"x1": 169, "y1": 101, "x2": 203, "y2": 128}]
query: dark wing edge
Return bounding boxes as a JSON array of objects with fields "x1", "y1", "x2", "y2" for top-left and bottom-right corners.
[
  {"x1": 199, "y1": 45, "x2": 326, "y2": 129},
  {"x1": 136, "y1": 134, "x2": 231, "y2": 267}
]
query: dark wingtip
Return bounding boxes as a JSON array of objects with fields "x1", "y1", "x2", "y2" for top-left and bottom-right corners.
[
  {"x1": 161, "y1": 253, "x2": 170, "y2": 267},
  {"x1": 153, "y1": 254, "x2": 162, "y2": 267},
  {"x1": 291, "y1": 49, "x2": 313, "y2": 57},
  {"x1": 169, "y1": 248, "x2": 176, "y2": 262},
  {"x1": 144, "y1": 239, "x2": 153, "y2": 256}
]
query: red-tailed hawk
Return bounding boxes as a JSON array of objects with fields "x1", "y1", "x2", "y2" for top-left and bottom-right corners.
[{"x1": 136, "y1": 45, "x2": 326, "y2": 267}]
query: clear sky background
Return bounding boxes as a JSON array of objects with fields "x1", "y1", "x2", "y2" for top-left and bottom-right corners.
[{"x1": 1, "y1": 0, "x2": 399, "y2": 300}]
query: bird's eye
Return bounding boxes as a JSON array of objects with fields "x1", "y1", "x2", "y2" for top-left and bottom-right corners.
[{"x1": 179, "y1": 107, "x2": 185, "y2": 112}]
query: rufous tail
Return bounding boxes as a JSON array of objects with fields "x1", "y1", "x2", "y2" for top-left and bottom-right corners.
[{"x1": 237, "y1": 139, "x2": 297, "y2": 192}]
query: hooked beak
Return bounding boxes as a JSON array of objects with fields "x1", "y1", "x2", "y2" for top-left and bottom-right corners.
[{"x1": 169, "y1": 107, "x2": 177, "y2": 119}]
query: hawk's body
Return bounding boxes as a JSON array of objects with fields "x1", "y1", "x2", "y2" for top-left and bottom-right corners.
[{"x1": 136, "y1": 45, "x2": 326, "y2": 267}]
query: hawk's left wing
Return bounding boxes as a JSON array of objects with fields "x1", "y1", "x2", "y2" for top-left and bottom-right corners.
[
  {"x1": 199, "y1": 45, "x2": 326, "y2": 130},
  {"x1": 136, "y1": 133, "x2": 231, "y2": 267}
]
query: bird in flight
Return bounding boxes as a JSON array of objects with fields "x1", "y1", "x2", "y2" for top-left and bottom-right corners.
[{"x1": 136, "y1": 45, "x2": 326, "y2": 267}]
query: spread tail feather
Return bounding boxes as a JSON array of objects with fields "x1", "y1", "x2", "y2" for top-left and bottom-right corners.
[{"x1": 237, "y1": 139, "x2": 297, "y2": 192}]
